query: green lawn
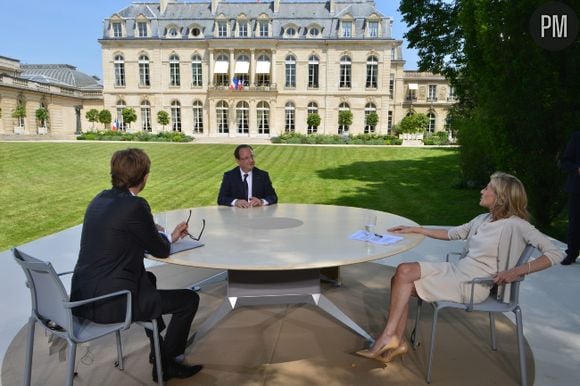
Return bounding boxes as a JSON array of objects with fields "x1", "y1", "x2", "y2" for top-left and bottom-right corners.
[{"x1": 0, "y1": 142, "x2": 564, "y2": 252}]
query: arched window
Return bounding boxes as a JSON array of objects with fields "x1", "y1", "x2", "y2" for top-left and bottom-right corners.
[
  {"x1": 191, "y1": 55, "x2": 202, "y2": 87},
  {"x1": 14, "y1": 95, "x2": 26, "y2": 128},
  {"x1": 307, "y1": 102, "x2": 319, "y2": 134},
  {"x1": 285, "y1": 102, "x2": 295, "y2": 133},
  {"x1": 364, "y1": 102, "x2": 377, "y2": 134},
  {"x1": 138, "y1": 55, "x2": 150, "y2": 87},
  {"x1": 256, "y1": 54, "x2": 270, "y2": 87},
  {"x1": 169, "y1": 54, "x2": 181, "y2": 86},
  {"x1": 366, "y1": 55, "x2": 378, "y2": 88},
  {"x1": 114, "y1": 55, "x2": 125, "y2": 86},
  {"x1": 257, "y1": 101, "x2": 270, "y2": 135},
  {"x1": 308, "y1": 55, "x2": 319, "y2": 88},
  {"x1": 140, "y1": 100, "x2": 151, "y2": 131},
  {"x1": 428, "y1": 112, "x2": 436, "y2": 133},
  {"x1": 192, "y1": 100, "x2": 203, "y2": 133},
  {"x1": 115, "y1": 100, "x2": 126, "y2": 131},
  {"x1": 285, "y1": 55, "x2": 296, "y2": 88},
  {"x1": 338, "y1": 102, "x2": 350, "y2": 134},
  {"x1": 217, "y1": 101, "x2": 229, "y2": 133},
  {"x1": 339, "y1": 55, "x2": 351, "y2": 88},
  {"x1": 236, "y1": 101, "x2": 249, "y2": 134},
  {"x1": 171, "y1": 100, "x2": 181, "y2": 132}
]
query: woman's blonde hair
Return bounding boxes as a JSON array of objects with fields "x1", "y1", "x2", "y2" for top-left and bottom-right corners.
[{"x1": 489, "y1": 172, "x2": 530, "y2": 221}]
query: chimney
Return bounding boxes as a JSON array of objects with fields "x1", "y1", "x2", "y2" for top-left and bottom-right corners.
[
  {"x1": 160, "y1": 0, "x2": 174, "y2": 14},
  {"x1": 211, "y1": 0, "x2": 221, "y2": 14},
  {"x1": 329, "y1": 0, "x2": 335, "y2": 14},
  {"x1": 274, "y1": 0, "x2": 280, "y2": 13}
]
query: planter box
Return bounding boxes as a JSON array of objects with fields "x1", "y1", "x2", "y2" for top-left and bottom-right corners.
[
  {"x1": 14, "y1": 126, "x2": 25, "y2": 135},
  {"x1": 38, "y1": 127, "x2": 48, "y2": 135}
]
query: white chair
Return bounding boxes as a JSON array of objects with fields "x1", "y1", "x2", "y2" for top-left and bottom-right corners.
[
  {"x1": 410, "y1": 245, "x2": 536, "y2": 386},
  {"x1": 13, "y1": 248, "x2": 164, "y2": 386}
]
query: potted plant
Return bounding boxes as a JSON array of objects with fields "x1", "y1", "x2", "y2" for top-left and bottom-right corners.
[
  {"x1": 366, "y1": 111, "x2": 379, "y2": 133},
  {"x1": 157, "y1": 110, "x2": 170, "y2": 131},
  {"x1": 122, "y1": 107, "x2": 137, "y2": 132},
  {"x1": 307, "y1": 113, "x2": 321, "y2": 134},
  {"x1": 338, "y1": 110, "x2": 353, "y2": 135},
  {"x1": 35, "y1": 107, "x2": 49, "y2": 134},
  {"x1": 12, "y1": 104, "x2": 26, "y2": 134}
]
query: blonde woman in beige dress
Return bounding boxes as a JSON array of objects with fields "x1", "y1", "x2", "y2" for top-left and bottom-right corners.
[{"x1": 356, "y1": 172, "x2": 563, "y2": 363}]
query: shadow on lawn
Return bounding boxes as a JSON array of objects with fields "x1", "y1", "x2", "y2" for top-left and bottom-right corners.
[{"x1": 315, "y1": 153, "x2": 481, "y2": 225}]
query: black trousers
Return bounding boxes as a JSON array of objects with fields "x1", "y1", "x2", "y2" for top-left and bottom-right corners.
[
  {"x1": 567, "y1": 194, "x2": 580, "y2": 258},
  {"x1": 146, "y1": 272, "x2": 199, "y2": 361}
]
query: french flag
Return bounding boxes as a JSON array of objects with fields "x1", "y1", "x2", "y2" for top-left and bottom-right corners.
[
  {"x1": 230, "y1": 77, "x2": 238, "y2": 90},
  {"x1": 112, "y1": 119, "x2": 118, "y2": 131}
]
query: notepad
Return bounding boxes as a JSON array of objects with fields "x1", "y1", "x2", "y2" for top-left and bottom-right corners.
[
  {"x1": 170, "y1": 239, "x2": 204, "y2": 254},
  {"x1": 348, "y1": 230, "x2": 403, "y2": 245}
]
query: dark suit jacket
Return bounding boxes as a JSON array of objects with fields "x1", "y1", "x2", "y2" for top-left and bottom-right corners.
[
  {"x1": 70, "y1": 188, "x2": 170, "y2": 323},
  {"x1": 217, "y1": 166, "x2": 278, "y2": 206},
  {"x1": 561, "y1": 131, "x2": 580, "y2": 194}
]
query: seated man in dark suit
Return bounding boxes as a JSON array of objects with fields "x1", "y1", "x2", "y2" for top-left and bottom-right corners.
[
  {"x1": 70, "y1": 148, "x2": 202, "y2": 382},
  {"x1": 217, "y1": 144, "x2": 278, "y2": 208}
]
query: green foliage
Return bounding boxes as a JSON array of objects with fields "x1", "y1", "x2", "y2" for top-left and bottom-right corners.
[
  {"x1": 423, "y1": 131, "x2": 451, "y2": 145},
  {"x1": 366, "y1": 111, "x2": 379, "y2": 128},
  {"x1": 35, "y1": 107, "x2": 49, "y2": 126},
  {"x1": 121, "y1": 107, "x2": 137, "y2": 128},
  {"x1": 157, "y1": 110, "x2": 170, "y2": 130},
  {"x1": 12, "y1": 104, "x2": 26, "y2": 119},
  {"x1": 307, "y1": 113, "x2": 321, "y2": 129},
  {"x1": 98, "y1": 109, "x2": 112, "y2": 129},
  {"x1": 76, "y1": 130, "x2": 193, "y2": 143},
  {"x1": 85, "y1": 109, "x2": 100, "y2": 129},
  {"x1": 272, "y1": 133, "x2": 402, "y2": 145},
  {"x1": 398, "y1": 113, "x2": 429, "y2": 133},
  {"x1": 400, "y1": 0, "x2": 578, "y2": 225},
  {"x1": 338, "y1": 110, "x2": 353, "y2": 127}
]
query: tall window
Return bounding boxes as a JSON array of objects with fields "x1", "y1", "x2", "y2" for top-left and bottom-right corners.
[
  {"x1": 217, "y1": 101, "x2": 229, "y2": 133},
  {"x1": 140, "y1": 100, "x2": 151, "y2": 131},
  {"x1": 256, "y1": 55, "x2": 270, "y2": 86},
  {"x1": 171, "y1": 101, "x2": 181, "y2": 132},
  {"x1": 338, "y1": 102, "x2": 350, "y2": 134},
  {"x1": 15, "y1": 98, "x2": 25, "y2": 128},
  {"x1": 308, "y1": 55, "x2": 319, "y2": 88},
  {"x1": 191, "y1": 55, "x2": 202, "y2": 86},
  {"x1": 114, "y1": 55, "x2": 125, "y2": 86},
  {"x1": 366, "y1": 55, "x2": 378, "y2": 88},
  {"x1": 387, "y1": 110, "x2": 393, "y2": 131},
  {"x1": 285, "y1": 55, "x2": 296, "y2": 88},
  {"x1": 112, "y1": 22, "x2": 122, "y2": 37},
  {"x1": 137, "y1": 22, "x2": 148, "y2": 37},
  {"x1": 342, "y1": 21, "x2": 352, "y2": 37},
  {"x1": 138, "y1": 55, "x2": 150, "y2": 87},
  {"x1": 448, "y1": 86, "x2": 456, "y2": 101},
  {"x1": 307, "y1": 102, "x2": 318, "y2": 134},
  {"x1": 389, "y1": 74, "x2": 395, "y2": 97},
  {"x1": 364, "y1": 103, "x2": 377, "y2": 134},
  {"x1": 285, "y1": 102, "x2": 295, "y2": 133},
  {"x1": 234, "y1": 55, "x2": 250, "y2": 87},
  {"x1": 259, "y1": 21, "x2": 269, "y2": 37},
  {"x1": 116, "y1": 100, "x2": 126, "y2": 131},
  {"x1": 236, "y1": 101, "x2": 249, "y2": 134},
  {"x1": 428, "y1": 85, "x2": 437, "y2": 101},
  {"x1": 257, "y1": 101, "x2": 270, "y2": 135},
  {"x1": 368, "y1": 21, "x2": 379, "y2": 37},
  {"x1": 169, "y1": 54, "x2": 180, "y2": 86},
  {"x1": 193, "y1": 100, "x2": 203, "y2": 133},
  {"x1": 428, "y1": 112, "x2": 436, "y2": 133},
  {"x1": 339, "y1": 56, "x2": 351, "y2": 88},
  {"x1": 218, "y1": 21, "x2": 227, "y2": 37},
  {"x1": 238, "y1": 21, "x2": 248, "y2": 37},
  {"x1": 214, "y1": 54, "x2": 229, "y2": 86}
]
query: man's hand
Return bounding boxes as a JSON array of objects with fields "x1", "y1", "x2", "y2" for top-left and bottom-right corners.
[
  {"x1": 248, "y1": 197, "x2": 263, "y2": 207},
  {"x1": 171, "y1": 221, "x2": 189, "y2": 243},
  {"x1": 235, "y1": 199, "x2": 251, "y2": 208}
]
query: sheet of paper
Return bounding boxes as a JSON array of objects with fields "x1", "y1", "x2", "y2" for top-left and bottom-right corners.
[
  {"x1": 170, "y1": 239, "x2": 204, "y2": 254},
  {"x1": 348, "y1": 230, "x2": 403, "y2": 245}
]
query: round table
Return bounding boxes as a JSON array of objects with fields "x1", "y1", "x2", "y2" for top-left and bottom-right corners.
[{"x1": 149, "y1": 204, "x2": 424, "y2": 343}]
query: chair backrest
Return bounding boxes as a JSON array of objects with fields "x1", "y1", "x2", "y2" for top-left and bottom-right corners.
[
  {"x1": 13, "y1": 248, "x2": 73, "y2": 333},
  {"x1": 505, "y1": 244, "x2": 536, "y2": 304}
]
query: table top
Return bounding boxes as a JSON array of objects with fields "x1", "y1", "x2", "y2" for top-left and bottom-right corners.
[{"x1": 149, "y1": 204, "x2": 424, "y2": 270}]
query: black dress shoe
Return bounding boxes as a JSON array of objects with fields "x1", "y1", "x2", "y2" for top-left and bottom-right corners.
[
  {"x1": 561, "y1": 255, "x2": 577, "y2": 265},
  {"x1": 152, "y1": 359, "x2": 203, "y2": 382}
]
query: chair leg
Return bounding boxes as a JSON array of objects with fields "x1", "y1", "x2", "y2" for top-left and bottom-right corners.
[
  {"x1": 115, "y1": 331, "x2": 124, "y2": 370},
  {"x1": 23, "y1": 317, "x2": 36, "y2": 386},
  {"x1": 411, "y1": 298, "x2": 423, "y2": 350},
  {"x1": 66, "y1": 341, "x2": 77, "y2": 386},
  {"x1": 426, "y1": 307, "x2": 440, "y2": 384},
  {"x1": 514, "y1": 307, "x2": 528, "y2": 386},
  {"x1": 489, "y1": 312, "x2": 497, "y2": 351},
  {"x1": 152, "y1": 320, "x2": 164, "y2": 386}
]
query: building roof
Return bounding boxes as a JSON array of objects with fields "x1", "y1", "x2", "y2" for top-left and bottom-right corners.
[{"x1": 20, "y1": 64, "x2": 102, "y2": 90}]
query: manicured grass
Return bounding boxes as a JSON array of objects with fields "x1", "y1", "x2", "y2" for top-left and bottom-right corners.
[{"x1": 0, "y1": 142, "x2": 563, "y2": 252}]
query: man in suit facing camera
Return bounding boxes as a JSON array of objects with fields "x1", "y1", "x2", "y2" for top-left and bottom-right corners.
[
  {"x1": 217, "y1": 144, "x2": 278, "y2": 208},
  {"x1": 70, "y1": 148, "x2": 202, "y2": 382}
]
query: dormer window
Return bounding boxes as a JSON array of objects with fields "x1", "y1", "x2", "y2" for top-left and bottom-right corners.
[
  {"x1": 259, "y1": 21, "x2": 269, "y2": 37},
  {"x1": 342, "y1": 21, "x2": 353, "y2": 37},
  {"x1": 137, "y1": 21, "x2": 148, "y2": 37},
  {"x1": 368, "y1": 21, "x2": 379, "y2": 37},
  {"x1": 112, "y1": 22, "x2": 122, "y2": 38},
  {"x1": 238, "y1": 21, "x2": 248, "y2": 37},
  {"x1": 308, "y1": 26, "x2": 320, "y2": 38},
  {"x1": 285, "y1": 26, "x2": 297, "y2": 38},
  {"x1": 191, "y1": 27, "x2": 201, "y2": 37},
  {"x1": 168, "y1": 27, "x2": 179, "y2": 38},
  {"x1": 217, "y1": 21, "x2": 227, "y2": 37}
]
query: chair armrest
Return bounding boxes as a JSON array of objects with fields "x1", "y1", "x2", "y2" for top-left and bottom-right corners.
[
  {"x1": 57, "y1": 270, "x2": 74, "y2": 276},
  {"x1": 466, "y1": 276, "x2": 495, "y2": 311},
  {"x1": 64, "y1": 290, "x2": 132, "y2": 330},
  {"x1": 445, "y1": 252, "x2": 464, "y2": 262}
]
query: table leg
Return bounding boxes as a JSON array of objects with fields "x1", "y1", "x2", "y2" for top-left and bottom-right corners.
[{"x1": 190, "y1": 271, "x2": 228, "y2": 291}]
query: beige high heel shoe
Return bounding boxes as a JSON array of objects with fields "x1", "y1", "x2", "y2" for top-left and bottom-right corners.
[
  {"x1": 355, "y1": 336, "x2": 400, "y2": 360},
  {"x1": 377, "y1": 341, "x2": 409, "y2": 363}
]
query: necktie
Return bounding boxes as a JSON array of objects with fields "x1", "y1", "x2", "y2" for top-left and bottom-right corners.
[{"x1": 243, "y1": 174, "x2": 249, "y2": 200}]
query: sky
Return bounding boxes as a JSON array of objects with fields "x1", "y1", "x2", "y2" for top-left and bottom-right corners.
[{"x1": 0, "y1": 0, "x2": 419, "y2": 79}]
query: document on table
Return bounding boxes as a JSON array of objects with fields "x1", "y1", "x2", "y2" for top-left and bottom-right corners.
[
  {"x1": 349, "y1": 230, "x2": 403, "y2": 245},
  {"x1": 170, "y1": 239, "x2": 204, "y2": 254}
]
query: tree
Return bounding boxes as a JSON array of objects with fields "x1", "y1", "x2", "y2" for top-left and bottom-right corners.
[
  {"x1": 35, "y1": 107, "x2": 49, "y2": 127},
  {"x1": 157, "y1": 110, "x2": 170, "y2": 131},
  {"x1": 98, "y1": 109, "x2": 112, "y2": 130},
  {"x1": 85, "y1": 109, "x2": 100, "y2": 129},
  {"x1": 338, "y1": 110, "x2": 353, "y2": 134},
  {"x1": 307, "y1": 113, "x2": 321, "y2": 133},
  {"x1": 366, "y1": 111, "x2": 379, "y2": 130},
  {"x1": 122, "y1": 107, "x2": 137, "y2": 130},
  {"x1": 12, "y1": 104, "x2": 26, "y2": 127},
  {"x1": 400, "y1": 0, "x2": 579, "y2": 226},
  {"x1": 398, "y1": 113, "x2": 429, "y2": 134}
]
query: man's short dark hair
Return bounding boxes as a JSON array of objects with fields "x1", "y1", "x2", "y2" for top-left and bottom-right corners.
[
  {"x1": 234, "y1": 144, "x2": 253, "y2": 160},
  {"x1": 110, "y1": 148, "x2": 150, "y2": 189}
]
